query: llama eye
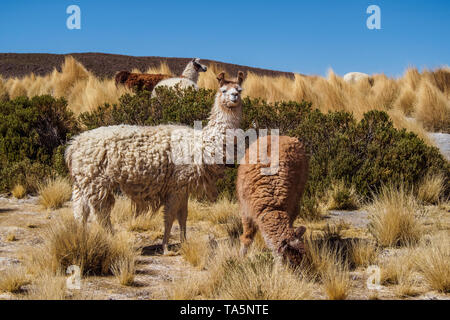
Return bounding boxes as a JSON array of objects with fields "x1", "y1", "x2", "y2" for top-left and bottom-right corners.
[
  {"x1": 221, "y1": 88, "x2": 227, "y2": 93},
  {"x1": 237, "y1": 87, "x2": 243, "y2": 92}
]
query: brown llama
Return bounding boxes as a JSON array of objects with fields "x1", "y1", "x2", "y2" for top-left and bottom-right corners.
[
  {"x1": 115, "y1": 71, "x2": 171, "y2": 91},
  {"x1": 236, "y1": 135, "x2": 309, "y2": 266}
]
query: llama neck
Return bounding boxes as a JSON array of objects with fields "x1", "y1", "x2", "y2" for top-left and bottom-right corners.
[
  {"x1": 204, "y1": 94, "x2": 242, "y2": 136},
  {"x1": 182, "y1": 63, "x2": 199, "y2": 83},
  {"x1": 185, "y1": 95, "x2": 242, "y2": 198}
]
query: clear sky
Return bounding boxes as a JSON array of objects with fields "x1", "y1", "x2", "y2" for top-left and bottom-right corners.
[{"x1": 0, "y1": 0, "x2": 448, "y2": 76}]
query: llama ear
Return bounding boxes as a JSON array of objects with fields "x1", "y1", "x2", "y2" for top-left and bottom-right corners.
[
  {"x1": 217, "y1": 72, "x2": 226, "y2": 84},
  {"x1": 237, "y1": 71, "x2": 245, "y2": 85},
  {"x1": 294, "y1": 226, "x2": 306, "y2": 239}
]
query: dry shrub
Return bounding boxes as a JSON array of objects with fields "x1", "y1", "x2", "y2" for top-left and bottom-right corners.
[
  {"x1": 415, "y1": 80, "x2": 450, "y2": 132},
  {"x1": 417, "y1": 172, "x2": 446, "y2": 205},
  {"x1": 0, "y1": 267, "x2": 29, "y2": 293},
  {"x1": 415, "y1": 236, "x2": 450, "y2": 293},
  {"x1": 12, "y1": 184, "x2": 26, "y2": 199},
  {"x1": 368, "y1": 185, "x2": 423, "y2": 247},
  {"x1": 24, "y1": 213, "x2": 140, "y2": 277},
  {"x1": 37, "y1": 177, "x2": 72, "y2": 210}
]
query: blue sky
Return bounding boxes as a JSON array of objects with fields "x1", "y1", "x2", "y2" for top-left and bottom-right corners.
[{"x1": 0, "y1": 0, "x2": 449, "y2": 76}]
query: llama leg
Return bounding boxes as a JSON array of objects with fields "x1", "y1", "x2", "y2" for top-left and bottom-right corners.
[
  {"x1": 72, "y1": 184, "x2": 89, "y2": 225},
  {"x1": 161, "y1": 196, "x2": 178, "y2": 255},
  {"x1": 176, "y1": 192, "x2": 189, "y2": 243},
  {"x1": 87, "y1": 188, "x2": 115, "y2": 232},
  {"x1": 240, "y1": 215, "x2": 258, "y2": 256},
  {"x1": 132, "y1": 199, "x2": 148, "y2": 216}
]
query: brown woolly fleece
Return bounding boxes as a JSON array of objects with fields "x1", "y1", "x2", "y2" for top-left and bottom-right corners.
[
  {"x1": 236, "y1": 135, "x2": 309, "y2": 266},
  {"x1": 115, "y1": 71, "x2": 171, "y2": 91}
]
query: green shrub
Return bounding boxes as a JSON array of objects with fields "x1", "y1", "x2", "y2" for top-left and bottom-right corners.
[
  {"x1": 78, "y1": 88, "x2": 449, "y2": 203},
  {"x1": 79, "y1": 87, "x2": 215, "y2": 129},
  {"x1": 0, "y1": 95, "x2": 78, "y2": 192}
]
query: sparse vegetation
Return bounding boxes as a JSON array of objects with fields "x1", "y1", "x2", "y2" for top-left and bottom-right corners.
[
  {"x1": 37, "y1": 177, "x2": 72, "y2": 209},
  {"x1": 0, "y1": 267, "x2": 29, "y2": 293},
  {"x1": 326, "y1": 180, "x2": 359, "y2": 210},
  {"x1": 24, "y1": 213, "x2": 140, "y2": 277},
  {"x1": 415, "y1": 237, "x2": 450, "y2": 293},
  {"x1": 417, "y1": 173, "x2": 446, "y2": 205},
  {"x1": 368, "y1": 185, "x2": 423, "y2": 247},
  {"x1": 12, "y1": 184, "x2": 26, "y2": 199}
]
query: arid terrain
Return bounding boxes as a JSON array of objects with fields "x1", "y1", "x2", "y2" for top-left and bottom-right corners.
[
  {"x1": 0, "y1": 53, "x2": 449, "y2": 300},
  {"x1": 0, "y1": 192, "x2": 448, "y2": 300}
]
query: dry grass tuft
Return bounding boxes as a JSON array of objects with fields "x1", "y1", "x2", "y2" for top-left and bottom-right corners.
[
  {"x1": 4, "y1": 56, "x2": 131, "y2": 114},
  {"x1": 321, "y1": 264, "x2": 351, "y2": 300},
  {"x1": 145, "y1": 62, "x2": 174, "y2": 76},
  {"x1": 0, "y1": 267, "x2": 29, "y2": 293},
  {"x1": 218, "y1": 257, "x2": 313, "y2": 300},
  {"x1": 110, "y1": 196, "x2": 163, "y2": 233},
  {"x1": 12, "y1": 184, "x2": 27, "y2": 199},
  {"x1": 24, "y1": 213, "x2": 140, "y2": 277},
  {"x1": 37, "y1": 177, "x2": 72, "y2": 210},
  {"x1": 198, "y1": 63, "x2": 225, "y2": 90},
  {"x1": 368, "y1": 185, "x2": 423, "y2": 247},
  {"x1": 25, "y1": 272, "x2": 67, "y2": 300},
  {"x1": 326, "y1": 180, "x2": 359, "y2": 210},
  {"x1": 6, "y1": 231, "x2": 17, "y2": 242},
  {"x1": 415, "y1": 79, "x2": 450, "y2": 132},
  {"x1": 349, "y1": 241, "x2": 379, "y2": 268},
  {"x1": 112, "y1": 256, "x2": 136, "y2": 286},
  {"x1": 415, "y1": 236, "x2": 450, "y2": 293},
  {"x1": 417, "y1": 173, "x2": 446, "y2": 205},
  {"x1": 180, "y1": 238, "x2": 211, "y2": 270},
  {"x1": 172, "y1": 241, "x2": 313, "y2": 300}
]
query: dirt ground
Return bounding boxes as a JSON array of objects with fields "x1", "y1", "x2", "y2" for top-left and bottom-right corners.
[{"x1": 0, "y1": 196, "x2": 448, "y2": 300}]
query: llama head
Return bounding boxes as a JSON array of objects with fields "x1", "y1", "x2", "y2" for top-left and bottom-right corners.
[
  {"x1": 192, "y1": 58, "x2": 208, "y2": 72},
  {"x1": 278, "y1": 226, "x2": 307, "y2": 266},
  {"x1": 115, "y1": 71, "x2": 130, "y2": 85},
  {"x1": 216, "y1": 71, "x2": 245, "y2": 110}
]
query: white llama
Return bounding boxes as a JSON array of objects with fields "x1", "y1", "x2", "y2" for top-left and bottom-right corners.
[
  {"x1": 66, "y1": 71, "x2": 245, "y2": 254},
  {"x1": 343, "y1": 72, "x2": 373, "y2": 85},
  {"x1": 152, "y1": 58, "x2": 207, "y2": 95}
]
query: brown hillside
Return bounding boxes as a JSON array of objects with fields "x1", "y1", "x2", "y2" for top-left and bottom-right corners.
[{"x1": 0, "y1": 53, "x2": 295, "y2": 79}]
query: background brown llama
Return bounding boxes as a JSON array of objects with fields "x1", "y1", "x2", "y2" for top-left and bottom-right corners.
[{"x1": 115, "y1": 71, "x2": 171, "y2": 91}]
